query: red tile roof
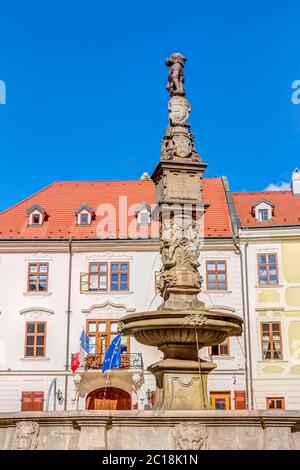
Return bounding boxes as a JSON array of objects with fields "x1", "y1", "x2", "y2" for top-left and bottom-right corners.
[
  {"x1": 232, "y1": 191, "x2": 300, "y2": 228},
  {"x1": 0, "y1": 178, "x2": 233, "y2": 239}
]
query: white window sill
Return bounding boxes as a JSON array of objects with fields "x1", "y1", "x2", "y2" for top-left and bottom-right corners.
[
  {"x1": 20, "y1": 357, "x2": 50, "y2": 362},
  {"x1": 202, "y1": 290, "x2": 232, "y2": 294},
  {"x1": 23, "y1": 292, "x2": 52, "y2": 297},
  {"x1": 257, "y1": 360, "x2": 288, "y2": 364},
  {"x1": 255, "y1": 285, "x2": 283, "y2": 289},
  {"x1": 205, "y1": 356, "x2": 234, "y2": 361},
  {"x1": 81, "y1": 291, "x2": 133, "y2": 295}
]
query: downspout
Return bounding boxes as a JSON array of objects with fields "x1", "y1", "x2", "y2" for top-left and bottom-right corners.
[
  {"x1": 64, "y1": 238, "x2": 73, "y2": 410},
  {"x1": 243, "y1": 241, "x2": 254, "y2": 409},
  {"x1": 221, "y1": 177, "x2": 253, "y2": 409},
  {"x1": 233, "y1": 239, "x2": 254, "y2": 409}
]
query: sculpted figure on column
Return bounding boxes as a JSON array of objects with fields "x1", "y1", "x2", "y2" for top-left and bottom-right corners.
[{"x1": 166, "y1": 53, "x2": 186, "y2": 97}]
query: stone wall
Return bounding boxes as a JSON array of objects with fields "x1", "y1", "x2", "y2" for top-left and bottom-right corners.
[{"x1": 0, "y1": 410, "x2": 300, "y2": 450}]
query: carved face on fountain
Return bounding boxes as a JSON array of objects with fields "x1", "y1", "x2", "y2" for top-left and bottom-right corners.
[
  {"x1": 174, "y1": 424, "x2": 208, "y2": 450},
  {"x1": 168, "y1": 96, "x2": 191, "y2": 125},
  {"x1": 14, "y1": 421, "x2": 39, "y2": 450}
]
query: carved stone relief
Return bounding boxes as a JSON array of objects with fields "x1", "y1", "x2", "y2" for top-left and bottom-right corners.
[
  {"x1": 172, "y1": 423, "x2": 209, "y2": 450},
  {"x1": 13, "y1": 421, "x2": 39, "y2": 450}
]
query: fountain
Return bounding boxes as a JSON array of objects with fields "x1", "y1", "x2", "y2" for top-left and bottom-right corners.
[{"x1": 119, "y1": 53, "x2": 243, "y2": 410}]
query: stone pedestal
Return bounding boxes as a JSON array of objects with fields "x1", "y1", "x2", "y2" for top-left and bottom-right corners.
[
  {"x1": 119, "y1": 309, "x2": 242, "y2": 410},
  {"x1": 149, "y1": 358, "x2": 216, "y2": 410}
]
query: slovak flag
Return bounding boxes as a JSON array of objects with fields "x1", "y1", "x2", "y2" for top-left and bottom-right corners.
[
  {"x1": 102, "y1": 334, "x2": 122, "y2": 374},
  {"x1": 71, "y1": 329, "x2": 91, "y2": 373}
]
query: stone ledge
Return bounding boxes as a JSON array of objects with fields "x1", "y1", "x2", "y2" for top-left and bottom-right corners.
[{"x1": 1, "y1": 410, "x2": 299, "y2": 450}]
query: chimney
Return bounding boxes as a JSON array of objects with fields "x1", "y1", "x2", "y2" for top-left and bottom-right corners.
[
  {"x1": 291, "y1": 168, "x2": 300, "y2": 195},
  {"x1": 140, "y1": 172, "x2": 151, "y2": 181}
]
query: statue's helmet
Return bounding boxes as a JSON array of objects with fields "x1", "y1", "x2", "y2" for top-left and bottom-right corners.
[{"x1": 166, "y1": 53, "x2": 186, "y2": 67}]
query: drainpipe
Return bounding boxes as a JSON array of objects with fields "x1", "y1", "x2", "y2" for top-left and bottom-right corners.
[
  {"x1": 64, "y1": 238, "x2": 73, "y2": 410},
  {"x1": 221, "y1": 177, "x2": 254, "y2": 409},
  {"x1": 233, "y1": 239, "x2": 254, "y2": 410},
  {"x1": 243, "y1": 241, "x2": 254, "y2": 409}
]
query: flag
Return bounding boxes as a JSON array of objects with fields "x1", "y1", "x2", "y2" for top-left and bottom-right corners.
[
  {"x1": 71, "y1": 329, "x2": 91, "y2": 373},
  {"x1": 79, "y1": 329, "x2": 91, "y2": 362},
  {"x1": 102, "y1": 334, "x2": 122, "y2": 374},
  {"x1": 71, "y1": 352, "x2": 80, "y2": 373}
]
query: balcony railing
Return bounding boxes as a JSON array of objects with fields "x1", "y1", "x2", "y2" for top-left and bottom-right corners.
[{"x1": 72, "y1": 352, "x2": 143, "y2": 371}]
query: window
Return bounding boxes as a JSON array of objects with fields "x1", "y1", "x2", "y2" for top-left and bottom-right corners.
[
  {"x1": 28, "y1": 263, "x2": 49, "y2": 292},
  {"x1": 79, "y1": 213, "x2": 89, "y2": 225},
  {"x1": 234, "y1": 391, "x2": 246, "y2": 410},
  {"x1": 25, "y1": 322, "x2": 46, "y2": 358},
  {"x1": 258, "y1": 209, "x2": 269, "y2": 222},
  {"x1": 266, "y1": 397, "x2": 285, "y2": 409},
  {"x1": 210, "y1": 392, "x2": 231, "y2": 410},
  {"x1": 206, "y1": 261, "x2": 227, "y2": 290},
  {"x1": 80, "y1": 262, "x2": 130, "y2": 293},
  {"x1": 137, "y1": 210, "x2": 150, "y2": 225},
  {"x1": 261, "y1": 322, "x2": 282, "y2": 360},
  {"x1": 21, "y1": 391, "x2": 44, "y2": 411},
  {"x1": 86, "y1": 319, "x2": 129, "y2": 355},
  {"x1": 111, "y1": 263, "x2": 129, "y2": 291},
  {"x1": 32, "y1": 213, "x2": 41, "y2": 224},
  {"x1": 209, "y1": 338, "x2": 229, "y2": 356},
  {"x1": 257, "y1": 254, "x2": 278, "y2": 286},
  {"x1": 27, "y1": 204, "x2": 46, "y2": 226},
  {"x1": 88, "y1": 263, "x2": 108, "y2": 291}
]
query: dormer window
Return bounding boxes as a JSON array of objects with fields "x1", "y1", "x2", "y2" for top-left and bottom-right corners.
[
  {"x1": 27, "y1": 204, "x2": 47, "y2": 226},
  {"x1": 135, "y1": 204, "x2": 151, "y2": 226},
  {"x1": 252, "y1": 199, "x2": 274, "y2": 223},
  {"x1": 258, "y1": 209, "x2": 269, "y2": 222},
  {"x1": 79, "y1": 213, "x2": 89, "y2": 225},
  {"x1": 32, "y1": 213, "x2": 41, "y2": 225},
  {"x1": 75, "y1": 204, "x2": 94, "y2": 226}
]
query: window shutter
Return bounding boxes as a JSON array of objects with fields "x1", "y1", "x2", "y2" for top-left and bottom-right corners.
[
  {"x1": 21, "y1": 391, "x2": 44, "y2": 411},
  {"x1": 32, "y1": 392, "x2": 44, "y2": 411},
  {"x1": 80, "y1": 273, "x2": 89, "y2": 293},
  {"x1": 234, "y1": 390, "x2": 246, "y2": 410},
  {"x1": 21, "y1": 392, "x2": 33, "y2": 411}
]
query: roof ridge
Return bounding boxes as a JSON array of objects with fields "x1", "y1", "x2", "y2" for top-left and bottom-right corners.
[
  {"x1": 232, "y1": 190, "x2": 292, "y2": 195},
  {"x1": 0, "y1": 181, "x2": 59, "y2": 216}
]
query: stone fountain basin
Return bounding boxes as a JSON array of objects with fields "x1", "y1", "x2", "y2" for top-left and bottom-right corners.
[{"x1": 119, "y1": 309, "x2": 243, "y2": 350}]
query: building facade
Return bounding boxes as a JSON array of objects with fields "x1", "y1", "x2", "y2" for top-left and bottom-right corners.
[
  {"x1": 0, "y1": 177, "x2": 247, "y2": 412},
  {"x1": 233, "y1": 168, "x2": 300, "y2": 410}
]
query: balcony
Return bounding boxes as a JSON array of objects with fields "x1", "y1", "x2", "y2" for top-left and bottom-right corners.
[{"x1": 72, "y1": 352, "x2": 143, "y2": 371}]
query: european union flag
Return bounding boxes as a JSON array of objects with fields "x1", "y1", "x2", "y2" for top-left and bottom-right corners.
[{"x1": 102, "y1": 334, "x2": 122, "y2": 373}]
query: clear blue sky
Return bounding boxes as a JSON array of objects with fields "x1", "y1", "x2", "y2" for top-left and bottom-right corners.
[{"x1": 0, "y1": 0, "x2": 300, "y2": 211}]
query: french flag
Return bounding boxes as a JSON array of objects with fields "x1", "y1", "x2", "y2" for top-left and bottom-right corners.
[{"x1": 71, "y1": 330, "x2": 91, "y2": 373}]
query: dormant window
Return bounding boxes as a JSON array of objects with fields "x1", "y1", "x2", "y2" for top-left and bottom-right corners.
[
  {"x1": 257, "y1": 254, "x2": 278, "y2": 286},
  {"x1": 31, "y1": 213, "x2": 41, "y2": 224},
  {"x1": 266, "y1": 397, "x2": 285, "y2": 409},
  {"x1": 25, "y1": 322, "x2": 46, "y2": 358},
  {"x1": 86, "y1": 319, "x2": 129, "y2": 355},
  {"x1": 79, "y1": 213, "x2": 89, "y2": 225},
  {"x1": 258, "y1": 209, "x2": 269, "y2": 222},
  {"x1": 261, "y1": 322, "x2": 282, "y2": 360},
  {"x1": 206, "y1": 261, "x2": 227, "y2": 290},
  {"x1": 209, "y1": 338, "x2": 229, "y2": 356},
  {"x1": 28, "y1": 263, "x2": 49, "y2": 292}
]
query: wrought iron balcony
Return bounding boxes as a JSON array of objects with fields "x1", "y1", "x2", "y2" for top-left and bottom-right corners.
[{"x1": 72, "y1": 352, "x2": 143, "y2": 371}]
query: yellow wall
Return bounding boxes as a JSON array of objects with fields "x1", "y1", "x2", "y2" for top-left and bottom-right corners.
[
  {"x1": 258, "y1": 290, "x2": 280, "y2": 303},
  {"x1": 282, "y1": 242, "x2": 300, "y2": 283}
]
